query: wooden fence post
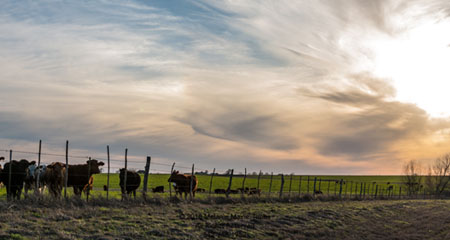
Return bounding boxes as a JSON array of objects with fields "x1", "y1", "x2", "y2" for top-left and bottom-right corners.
[
  {"x1": 298, "y1": 176, "x2": 302, "y2": 197},
  {"x1": 226, "y1": 169, "x2": 234, "y2": 198},
  {"x1": 334, "y1": 181, "x2": 337, "y2": 196},
  {"x1": 288, "y1": 174, "x2": 293, "y2": 198},
  {"x1": 269, "y1": 172, "x2": 273, "y2": 197},
  {"x1": 339, "y1": 179, "x2": 343, "y2": 199},
  {"x1": 8, "y1": 150, "x2": 12, "y2": 201},
  {"x1": 241, "y1": 168, "x2": 247, "y2": 198},
  {"x1": 350, "y1": 181, "x2": 353, "y2": 198},
  {"x1": 345, "y1": 180, "x2": 348, "y2": 198},
  {"x1": 190, "y1": 164, "x2": 194, "y2": 201},
  {"x1": 313, "y1": 177, "x2": 317, "y2": 195},
  {"x1": 35, "y1": 140, "x2": 42, "y2": 195},
  {"x1": 64, "y1": 140, "x2": 69, "y2": 200},
  {"x1": 375, "y1": 185, "x2": 378, "y2": 199},
  {"x1": 122, "y1": 148, "x2": 128, "y2": 201},
  {"x1": 327, "y1": 179, "x2": 331, "y2": 195},
  {"x1": 279, "y1": 174, "x2": 285, "y2": 198},
  {"x1": 363, "y1": 183, "x2": 366, "y2": 198},
  {"x1": 399, "y1": 186, "x2": 402, "y2": 199},
  {"x1": 359, "y1": 182, "x2": 363, "y2": 198},
  {"x1": 257, "y1": 170, "x2": 262, "y2": 196},
  {"x1": 143, "y1": 156, "x2": 151, "y2": 199},
  {"x1": 106, "y1": 145, "x2": 110, "y2": 200},
  {"x1": 87, "y1": 157, "x2": 91, "y2": 202},
  {"x1": 307, "y1": 176, "x2": 310, "y2": 194},
  {"x1": 169, "y1": 162, "x2": 175, "y2": 197},
  {"x1": 208, "y1": 168, "x2": 215, "y2": 196}
]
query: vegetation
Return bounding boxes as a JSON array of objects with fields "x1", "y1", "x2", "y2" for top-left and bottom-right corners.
[{"x1": 0, "y1": 198, "x2": 448, "y2": 239}]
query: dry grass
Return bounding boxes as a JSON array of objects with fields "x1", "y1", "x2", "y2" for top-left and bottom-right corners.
[{"x1": 0, "y1": 196, "x2": 448, "y2": 239}]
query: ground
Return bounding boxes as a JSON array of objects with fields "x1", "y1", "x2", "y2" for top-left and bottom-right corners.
[{"x1": 0, "y1": 198, "x2": 448, "y2": 239}]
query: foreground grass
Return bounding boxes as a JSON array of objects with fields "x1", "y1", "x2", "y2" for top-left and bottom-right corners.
[{"x1": 0, "y1": 198, "x2": 448, "y2": 239}]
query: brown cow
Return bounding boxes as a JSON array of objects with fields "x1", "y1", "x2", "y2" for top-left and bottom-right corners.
[
  {"x1": 119, "y1": 169, "x2": 141, "y2": 199},
  {"x1": 167, "y1": 170, "x2": 198, "y2": 199},
  {"x1": 42, "y1": 162, "x2": 66, "y2": 199},
  {"x1": 67, "y1": 159, "x2": 104, "y2": 196}
]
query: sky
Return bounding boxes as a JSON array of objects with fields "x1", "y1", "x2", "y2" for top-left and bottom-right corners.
[{"x1": 1, "y1": 0, "x2": 450, "y2": 174}]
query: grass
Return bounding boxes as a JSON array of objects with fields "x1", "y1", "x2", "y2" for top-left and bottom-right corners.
[
  {"x1": 0, "y1": 197, "x2": 448, "y2": 239},
  {"x1": 0, "y1": 174, "x2": 412, "y2": 200}
]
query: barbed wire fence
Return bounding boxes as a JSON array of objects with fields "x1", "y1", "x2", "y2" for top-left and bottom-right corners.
[{"x1": 0, "y1": 140, "x2": 448, "y2": 202}]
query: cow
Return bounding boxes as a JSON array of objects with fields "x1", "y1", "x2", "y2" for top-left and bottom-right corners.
[
  {"x1": 24, "y1": 162, "x2": 37, "y2": 195},
  {"x1": 237, "y1": 187, "x2": 249, "y2": 193},
  {"x1": 103, "y1": 185, "x2": 108, "y2": 191},
  {"x1": 228, "y1": 189, "x2": 239, "y2": 194},
  {"x1": 0, "y1": 159, "x2": 34, "y2": 200},
  {"x1": 119, "y1": 169, "x2": 141, "y2": 199},
  {"x1": 197, "y1": 188, "x2": 206, "y2": 193},
  {"x1": 248, "y1": 188, "x2": 261, "y2": 195},
  {"x1": 167, "y1": 170, "x2": 198, "y2": 199},
  {"x1": 152, "y1": 186, "x2": 164, "y2": 193},
  {"x1": 82, "y1": 176, "x2": 94, "y2": 194},
  {"x1": 42, "y1": 162, "x2": 65, "y2": 199},
  {"x1": 214, "y1": 188, "x2": 226, "y2": 194},
  {"x1": 314, "y1": 190, "x2": 323, "y2": 195},
  {"x1": 67, "y1": 159, "x2": 104, "y2": 196}
]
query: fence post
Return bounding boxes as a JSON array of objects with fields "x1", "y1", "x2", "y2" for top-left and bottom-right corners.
[
  {"x1": 375, "y1": 185, "x2": 378, "y2": 199},
  {"x1": 298, "y1": 176, "x2": 302, "y2": 197},
  {"x1": 339, "y1": 179, "x2": 343, "y2": 199},
  {"x1": 190, "y1": 164, "x2": 194, "y2": 201},
  {"x1": 307, "y1": 176, "x2": 310, "y2": 194},
  {"x1": 279, "y1": 174, "x2": 285, "y2": 198},
  {"x1": 359, "y1": 182, "x2": 363, "y2": 198},
  {"x1": 257, "y1": 170, "x2": 262, "y2": 196},
  {"x1": 350, "y1": 181, "x2": 353, "y2": 198},
  {"x1": 363, "y1": 183, "x2": 366, "y2": 198},
  {"x1": 269, "y1": 172, "x2": 273, "y2": 197},
  {"x1": 8, "y1": 150, "x2": 12, "y2": 201},
  {"x1": 327, "y1": 179, "x2": 331, "y2": 195},
  {"x1": 106, "y1": 145, "x2": 110, "y2": 200},
  {"x1": 35, "y1": 140, "x2": 42, "y2": 195},
  {"x1": 288, "y1": 174, "x2": 293, "y2": 198},
  {"x1": 313, "y1": 177, "x2": 317, "y2": 195},
  {"x1": 334, "y1": 181, "x2": 337, "y2": 196},
  {"x1": 143, "y1": 156, "x2": 151, "y2": 200},
  {"x1": 399, "y1": 186, "x2": 402, "y2": 199},
  {"x1": 169, "y1": 162, "x2": 175, "y2": 198},
  {"x1": 64, "y1": 140, "x2": 69, "y2": 200},
  {"x1": 87, "y1": 157, "x2": 91, "y2": 202},
  {"x1": 122, "y1": 148, "x2": 128, "y2": 201},
  {"x1": 226, "y1": 169, "x2": 234, "y2": 198},
  {"x1": 208, "y1": 168, "x2": 215, "y2": 196},
  {"x1": 345, "y1": 180, "x2": 348, "y2": 198},
  {"x1": 241, "y1": 168, "x2": 247, "y2": 198}
]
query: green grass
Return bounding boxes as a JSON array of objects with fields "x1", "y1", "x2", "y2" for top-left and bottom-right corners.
[{"x1": 0, "y1": 174, "x2": 411, "y2": 200}]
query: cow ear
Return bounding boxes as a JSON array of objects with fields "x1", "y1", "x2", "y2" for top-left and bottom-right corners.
[
  {"x1": 99, "y1": 161, "x2": 105, "y2": 166},
  {"x1": 30, "y1": 161, "x2": 36, "y2": 165}
]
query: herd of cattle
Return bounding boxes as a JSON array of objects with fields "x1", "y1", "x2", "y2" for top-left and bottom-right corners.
[{"x1": 0, "y1": 157, "x2": 261, "y2": 200}]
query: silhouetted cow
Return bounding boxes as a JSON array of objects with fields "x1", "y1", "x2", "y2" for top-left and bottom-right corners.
[
  {"x1": 167, "y1": 170, "x2": 198, "y2": 199},
  {"x1": 248, "y1": 188, "x2": 261, "y2": 195},
  {"x1": 0, "y1": 159, "x2": 34, "y2": 200},
  {"x1": 42, "y1": 162, "x2": 65, "y2": 199},
  {"x1": 119, "y1": 169, "x2": 141, "y2": 199},
  {"x1": 67, "y1": 159, "x2": 104, "y2": 196},
  {"x1": 214, "y1": 188, "x2": 226, "y2": 194},
  {"x1": 152, "y1": 186, "x2": 164, "y2": 193}
]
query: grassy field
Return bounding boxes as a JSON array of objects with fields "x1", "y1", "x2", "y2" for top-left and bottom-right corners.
[
  {"x1": 0, "y1": 174, "x2": 411, "y2": 200},
  {"x1": 0, "y1": 198, "x2": 448, "y2": 239}
]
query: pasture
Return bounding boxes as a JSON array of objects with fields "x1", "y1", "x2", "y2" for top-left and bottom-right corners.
[
  {"x1": 0, "y1": 173, "x2": 407, "y2": 200},
  {"x1": 0, "y1": 199, "x2": 448, "y2": 239}
]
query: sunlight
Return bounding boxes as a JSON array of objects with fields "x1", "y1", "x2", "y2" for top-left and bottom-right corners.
[{"x1": 371, "y1": 18, "x2": 450, "y2": 117}]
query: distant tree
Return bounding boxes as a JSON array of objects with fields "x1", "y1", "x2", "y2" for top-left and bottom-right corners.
[
  {"x1": 425, "y1": 153, "x2": 450, "y2": 196},
  {"x1": 403, "y1": 160, "x2": 423, "y2": 196}
]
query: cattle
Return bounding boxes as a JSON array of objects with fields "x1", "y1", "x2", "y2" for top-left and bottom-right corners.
[
  {"x1": 237, "y1": 187, "x2": 249, "y2": 193},
  {"x1": 67, "y1": 159, "x2": 104, "y2": 196},
  {"x1": 248, "y1": 188, "x2": 261, "y2": 195},
  {"x1": 82, "y1": 176, "x2": 94, "y2": 194},
  {"x1": 228, "y1": 189, "x2": 239, "y2": 194},
  {"x1": 24, "y1": 162, "x2": 37, "y2": 195},
  {"x1": 42, "y1": 162, "x2": 65, "y2": 199},
  {"x1": 196, "y1": 188, "x2": 206, "y2": 193},
  {"x1": 0, "y1": 159, "x2": 34, "y2": 200},
  {"x1": 314, "y1": 190, "x2": 323, "y2": 195},
  {"x1": 119, "y1": 169, "x2": 141, "y2": 199},
  {"x1": 214, "y1": 188, "x2": 226, "y2": 194},
  {"x1": 167, "y1": 170, "x2": 198, "y2": 199},
  {"x1": 103, "y1": 185, "x2": 108, "y2": 191},
  {"x1": 152, "y1": 186, "x2": 164, "y2": 193}
]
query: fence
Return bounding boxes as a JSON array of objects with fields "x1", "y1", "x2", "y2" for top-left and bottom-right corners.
[{"x1": 0, "y1": 140, "x2": 448, "y2": 202}]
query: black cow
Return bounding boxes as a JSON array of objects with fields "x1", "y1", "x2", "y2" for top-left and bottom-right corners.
[
  {"x1": 214, "y1": 188, "x2": 226, "y2": 194},
  {"x1": 67, "y1": 159, "x2": 104, "y2": 196},
  {"x1": 152, "y1": 186, "x2": 164, "y2": 193},
  {"x1": 0, "y1": 159, "x2": 34, "y2": 200},
  {"x1": 119, "y1": 169, "x2": 141, "y2": 199}
]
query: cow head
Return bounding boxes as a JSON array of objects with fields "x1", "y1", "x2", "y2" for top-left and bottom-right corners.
[
  {"x1": 167, "y1": 170, "x2": 180, "y2": 182},
  {"x1": 86, "y1": 159, "x2": 105, "y2": 174},
  {"x1": 47, "y1": 162, "x2": 65, "y2": 173}
]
